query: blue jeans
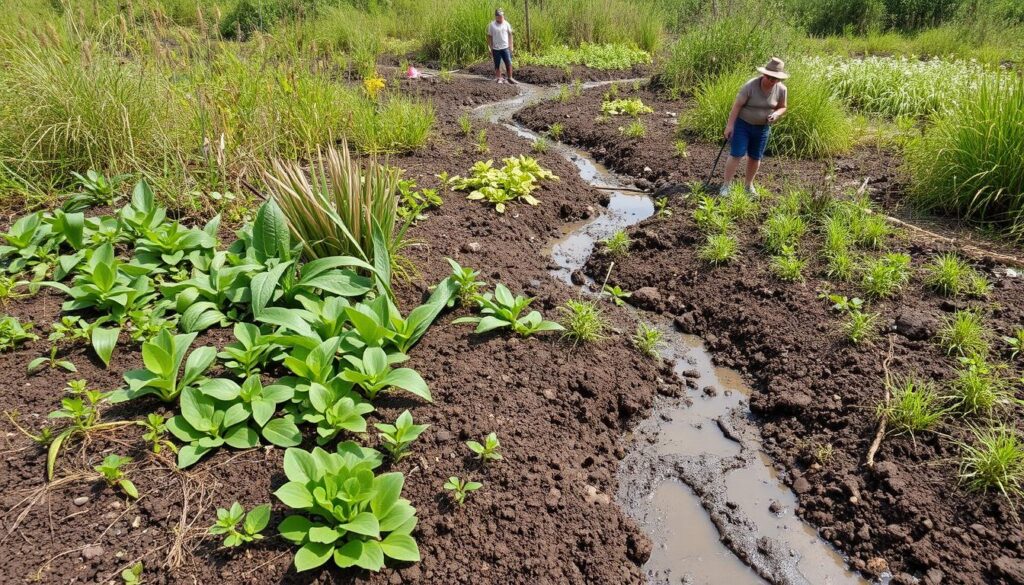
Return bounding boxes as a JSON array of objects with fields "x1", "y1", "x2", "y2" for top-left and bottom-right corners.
[
  {"x1": 492, "y1": 48, "x2": 512, "y2": 70},
  {"x1": 730, "y1": 118, "x2": 771, "y2": 160}
]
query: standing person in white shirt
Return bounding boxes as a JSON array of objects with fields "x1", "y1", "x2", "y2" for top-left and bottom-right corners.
[{"x1": 486, "y1": 9, "x2": 516, "y2": 84}]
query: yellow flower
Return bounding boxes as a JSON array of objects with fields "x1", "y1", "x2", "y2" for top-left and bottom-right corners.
[{"x1": 363, "y1": 76, "x2": 385, "y2": 99}]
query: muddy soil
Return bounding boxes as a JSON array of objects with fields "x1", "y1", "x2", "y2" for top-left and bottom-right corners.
[
  {"x1": 0, "y1": 74, "x2": 674, "y2": 584},
  {"x1": 517, "y1": 86, "x2": 1024, "y2": 583}
]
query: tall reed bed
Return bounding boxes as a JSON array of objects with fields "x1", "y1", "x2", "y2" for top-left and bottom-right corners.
[{"x1": 906, "y1": 75, "x2": 1024, "y2": 238}]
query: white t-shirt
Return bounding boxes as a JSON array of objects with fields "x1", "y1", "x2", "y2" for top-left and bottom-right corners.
[{"x1": 487, "y1": 20, "x2": 513, "y2": 50}]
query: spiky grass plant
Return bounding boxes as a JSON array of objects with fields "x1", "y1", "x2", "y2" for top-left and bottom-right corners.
[
  {"x1": 602, "y1": 230, "x2": 632, "y2": 258},
  {"x1": 632, "y1": 322, "x2": 662, "y2": 358},
  {"x1": 723, "y1": 189, "x2": 759, "y2": 221},
  {"x1": 958, "y1": 425, "x2": 1024, "y2": 504},
  {"x1": 938, "y1": 310, "x2": 990, "y2": 358},
  {"x1": 949, "y1": 357, "x2": 1016, "y2": 416},
  {"x1": 693, "y1": 196, "x2": 735, "y2": 233},
  {"x1": 844, "y1": 309, "x2": 878, "y2": 344},
  {"x1": 263, "y1": 139, "x2": 404, "y2": 272},
  {"x1": 878, "y1": 376, "x2": 946, "y2": 437},
  {"x1": 771, "y1": 246, "x2": 805, "y2": 282},
  {"x1": 699, "y1": 233, "x2": 739, "y2": 265},
  {"x1": 532, "y1": 136, "x2": 550, "y2": 154},
  {"x1": 923, "y1": 253, "x2": 990, "y2": 297},
  {"x1": 559, "y1": 299, "x2": 610, "y2": 345},
  {"x1": 619, "y1": 119, "x2": 646, "y2": 139},
  {"x1": 860, "y1": 253, "x2": 911, "y2": 299},
  {"x1": 547, "y1": 123, "x2": 565, "y2": 140},
  {"x1": 907, "y1": 75, "x2": 1024, "y2": 239},
  {"x1": 762, "y1": 212, "x2": 807, "y2": 255}
]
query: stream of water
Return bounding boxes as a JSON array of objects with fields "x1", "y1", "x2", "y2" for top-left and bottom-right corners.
[{"x1": 460, "y1": 74, "x2": 873, "y2": 585}]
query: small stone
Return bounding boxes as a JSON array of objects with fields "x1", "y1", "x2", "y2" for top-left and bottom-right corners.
[
  {"x1": 73, "y1": 496, "x2": 90, "y2": 506},
  {"x1": 849, "y1": 496, "x2": 859, "y2": 504},
  {"x1": 82, "y1": 545, "x2": 104, "y2": 560},
  {"x1": 792, "y1": 477, "x2": 812, "y2": 494},
  {"x1": 543, "y1": 389, "x2": 557, "y2": 400},
  {"x1": 435, "y1": 430, "x2": 452, "y2": 442},
  {"x1": 131, "y1": 516, "x2": 141, "y2": 529},
  {"x1": 702, "y1": 386, "x2": 718, "y2": 397},
  {"x1": 768, "y1": 500, "x2": 782, "y2": 514},
  {"x1": 866, "y1": 557, "x2": 889, "y2": 576},
  {"x1": 461, "y1": 242, "x2": 482, "y2": 253},
  {"x1": 545, "y1": 487, "x2": 561, "y2": 511},
  {"x1": 583, "y1": 484, "x2": 611, "y2": 505}
]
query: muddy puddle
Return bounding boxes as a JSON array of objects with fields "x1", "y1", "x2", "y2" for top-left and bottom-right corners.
[{"x1": 456, "y1": 72, "x2": 874, "y2": 585}]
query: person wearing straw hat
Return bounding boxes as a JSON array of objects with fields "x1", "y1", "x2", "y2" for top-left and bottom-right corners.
[
  {"x1": 487, "y1": 9, "x2": 516, "y2": 84},
  {"x1": 720, "y1": 57, "x2": 789, "y2": 195}
]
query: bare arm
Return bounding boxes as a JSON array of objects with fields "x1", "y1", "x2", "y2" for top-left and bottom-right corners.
[
  {"x1": 767, "y1": 95, "x2": 787, "y2": 123},
  {"x1": 508, "y1": 31, "x2": 513, "y2": 53},
  {"x1": 487, "y1": 33, "x2": 493, "y2": 50},
  {"x1": 724, "y1": 95, "x2": 746, "y2": 139}
]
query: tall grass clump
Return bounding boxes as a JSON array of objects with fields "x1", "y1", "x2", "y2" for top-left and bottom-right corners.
[
  {"x1": 420, "y1": 0, "x2": 494, "y2": 67},
  {"x1": 906, "y1": 75, "x2": 1024, "y2": 239},
  {"x1": 263, "y1": 139, "x2": 405, "y2": 269},
  {"x1": 878, "y1": 375, "x2": 946, "y2": 437},
  {"x1": 658, "y1": 12, "x2": 792, "y2": 94},
  {"x1": 806, "y1": 56, "x2": 990, "y2": 119},
  {"x1": 0, "y1": 42, "x2": 185, "y2": 190},
  {"x1": 686, "y1": 67, "x2": 852, "y2": 159},
  {"x1": 959, "y1": 425, "x2": 1024, "y2": 504}
]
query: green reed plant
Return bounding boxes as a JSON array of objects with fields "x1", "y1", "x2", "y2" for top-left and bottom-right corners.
[
  {"x1": 263, "y1": 139, "x2": 403, "y2": 271},
  {"x1": 859, "y1": 252, "x2": 911, "y2": 299},
  {"x1": 906, "y1": 75, "x2": 1024, "y2": 239},
  {"x1": 938, "y1": 310, "x2": 989, "y2": 358},
  {"x1": 844, "y1": 309, "x2": 878, "y2": 344},
  {"x1": 699, "y1": 233, "x2": 739, "y2": 265},
  {"x1": 878, "y1": 375, "x2": 946, "y2": 436},
  {"x1": 959, "y1": 425, "x2": 1024, "y2": 503},
  {"x1": 923, "y1": 253, "x2": 991, "y2": 298},
  {"x1": 949, "y1": 356, "x2": 1017, "y2": 416},
  {"x1": 559, "y1": 299, "x2": 610, "y2": 345},
  {"x1": 632, "y1": 321, "x2": 662, "y2": 358},
  {"x1": 762, "y1": 211, "x2": 807, "y2": 255},
  {"x1": 602, "y1": 230, "x2": 632, "y2": 257}
]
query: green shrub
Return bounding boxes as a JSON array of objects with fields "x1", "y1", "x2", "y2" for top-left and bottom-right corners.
[
  {"x1": 658, "y1": 12, "x2": 794, "y2": 93},
  {"x1": 906, "y1": 75, "x2": 1024, "y2": 239},
  {"x1": 517, "y1": 43, "x2": 652, "y2": 70},
  {"x1": 686, "y1": 67, "x2": 853, "y2": 159}
]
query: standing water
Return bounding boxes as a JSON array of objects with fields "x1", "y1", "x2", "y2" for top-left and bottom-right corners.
[{"x1": 458, "y1": 73, "x2": 871, "y2": 584}]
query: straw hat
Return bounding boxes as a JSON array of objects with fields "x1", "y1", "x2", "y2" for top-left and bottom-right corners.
[{"x1": 756, "y1": 57, "x2": 789, "y2": 79}]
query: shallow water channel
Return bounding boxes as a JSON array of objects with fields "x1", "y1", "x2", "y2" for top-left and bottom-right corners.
[{"x1": 460, "y1": 74, "x2": 874, "y2": 585}]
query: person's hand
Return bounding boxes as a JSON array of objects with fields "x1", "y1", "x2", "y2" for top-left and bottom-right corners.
[
  {"x1": 724, "y1": 124, "x2": 734, "y2": 140},
  {"x1": 767, "y1": 112, "x2": 780, "y2": 124}
]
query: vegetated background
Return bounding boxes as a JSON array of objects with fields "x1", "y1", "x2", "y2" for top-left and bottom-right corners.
[{"x1": 0, "y1": 0, "x2": 1022, "y2": 235}]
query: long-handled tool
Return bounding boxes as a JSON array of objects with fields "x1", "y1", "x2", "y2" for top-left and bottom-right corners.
[{"x1": 703, "y1": 140, "x2": 727, "y2": 189}]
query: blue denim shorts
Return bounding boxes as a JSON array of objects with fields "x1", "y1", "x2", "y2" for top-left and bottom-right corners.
[
  {"x1": 730, "y1": 118, "x2": 771, "y2": 160},
  {"x1": 492, "y1": 48, "x2": 511, "y2": 69}
]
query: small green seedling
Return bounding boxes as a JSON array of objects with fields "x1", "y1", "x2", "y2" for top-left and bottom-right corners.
[
  {"x1": 453, "y1": 284, "x2": 563, "y2": 337},
  {"x1": 1003, "y1": 328, "x2": 1024, "y2": 360},
  {"x1": 632, "y1": 322, "x2": 662, "y2": 358},
  {"x1": 444, "y1": 476, "x2": 482, "y2": 506},
  {"x1": 467, "y1": 432, "x2": 502, "y2": 464},
  {"x1": 0, "y1": 315, "x2": 37, "y2": 351},
  {"x1": 27, "y1": 345, "x2": 76, "y2": 374},
  {"x1": 958, "y1": 425, "x2": 1024, "y2": 504},
  {"x1": 475, "y1": 129, "x2": 489, "y2": 154},
  {"x1": 823, "y1": 294, "x2": 865, "y2": 313},
  {"x1": 458, "y1": 113, "x2": 472, "y2": 136},
  {"x1": 877, "y1": 376, "x2": 947, "y2": 437},
  {"x1": 698, "y1": 233, "x2": 738, "y2": 264},
  {"x1": 674, "y1": 140, "x2": 689, "y2": 159},
  {"x1": 120, "y1": 562, "x2": 143, "y2": 585},
  {"x1": 559, "y1": 299, "x2": 610, "y2": 345},
  {"x1": 602, "y1": 284, "x2": 631, "y2": 306},
  {"x1": 95, "y1": 454, "x2": 138, "y2": 499},
  {"x1": 938, "y1": 309, "x2": 989, "y2": 358},
  {"x1": 446, "y1": 258, "x2": 486, "y2": 306},
  {"x1": 602, "y1": 230, "x2": 631, "y2": 257},
  {"x1": 208, "y1": 502, "x2": 271, "y2": 548},
  {"x1": 141, "y1": 413, "x2": 177, "y2": 455},
  {"x1": 844, "y1": 310, "x2": 879, "y2": 345},
  {"x1": 654, "y1": 196, "x2": 672, "y2": 218},
  {"x1": 375, "y1": 410, "x2": 429, "y2": 462}
]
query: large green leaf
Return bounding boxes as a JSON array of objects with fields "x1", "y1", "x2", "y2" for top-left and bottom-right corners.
[
  {"x1": 251, "y1": 261, "x2": 293, "y2": 315},
  {"x1": 253, "y1": 200, "x2": 292, "y2": 263},
  {"x1": 180, "y1": 386, "x2": 216, "y2": 431},
  {"x1": 382, "y1": 368, "x2": 431, "y2": 402},
  {"x1": 278, "y1": 514, "x2": 313, "y2": 544},
  {"x1": 371, "y1": 472, "x2": 404, "y2": 518},
  {"x1": 339, "y1": 511, "x2": 380, "y2": 538},
  {"x1": 262, "y1": 418, "x2": 302, "y2": 447},
  {"x1": 90, "y1": 326, "x2": 120, "y2": 368},
  {"x1": 223, "y1": 424, "x2": 259, "y2": 449},
  {"x1": 284, "y1": 447, "x2": 320, "y2": 483},
  {"x1": 380, "y1": 532, "x2": 420, "y2": 562},
  {"x1": 294, "y1": 541, "x2": 334, "y2": 572},
  {"x1": 275, "y1": 481, "x2": 314, "y2": 509},
  {"x1": 255, "y1": 307, "x2": 314, "y2": 337}
]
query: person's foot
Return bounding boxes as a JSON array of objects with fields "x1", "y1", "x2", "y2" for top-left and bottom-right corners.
[
  {"x1": 718, "y1": 184, "x2": 730, "y2": 196},
  {"x1": 496, "y1": 78, "x2": 504, "y2": 84},
  {"x1": 508, "y1": 77, "x2": 518, "y2": 84},
  {"x1": 745, "y1": 184, "x2": 758, "y2": 195}
]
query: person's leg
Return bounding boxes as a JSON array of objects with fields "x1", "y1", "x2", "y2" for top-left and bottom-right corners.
[
  {"x1": 722, "y1": 119, "x2": 749, "y2": 193},
  {"x1": 744, "y1": 125, "x2": 770, "y2": 190},
  {"x1": 503, "y1": 50, "x2": 514, "y2": 82},
  {"x1": 492, "y1": 49, "x2": 502, "y2": 81}
]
